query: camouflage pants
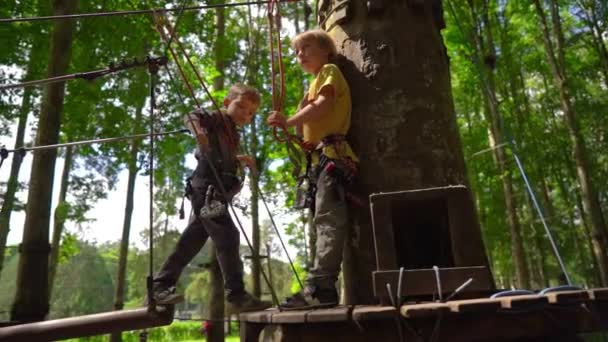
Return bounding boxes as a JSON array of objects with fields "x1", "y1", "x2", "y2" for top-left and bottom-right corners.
[{"x1": 306, "y1": 167, "x2": 349, "y2": 290}]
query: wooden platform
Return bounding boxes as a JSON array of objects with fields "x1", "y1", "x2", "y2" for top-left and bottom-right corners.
[{"x1": 240, "y1": 289, "x2": 608, "y2": 341}]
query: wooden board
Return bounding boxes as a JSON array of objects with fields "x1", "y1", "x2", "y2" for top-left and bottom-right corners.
[
  {"x1": 400, "y1": 302, "x2": 450, "y2": 318},
  {"x1": 0, "y1": 306, "x2": 174, "y2": 342},
  {"x1": 543, "y1": 290, "x2": 590, "y2": 304},
  {"x1": 446, "y1": 298, "x2": 501, "y2": 313},
  {"x1": 351, "y1": 306, "x2": 398, "y2": 321},
  {"x1": 271, "y1": 310, "x2": 311, "y2": 324},
  {"x1": 588, "y1": 288, "x2": 608, "y2": 301},
  {"x1": 497, "y1": 295, "x2": 548, "y2": 310},
  {"x1": 306, "y1": 306, "x2": 352, "y2": 323},
  {"x1": 239, "y1": 309, "x2": 275, "y2": 323},
  {"x1": 373, "y1": 266, "x2": 492, "y2": 301}
]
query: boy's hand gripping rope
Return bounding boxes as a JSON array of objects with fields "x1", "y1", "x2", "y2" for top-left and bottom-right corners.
[{"x1": 266, "y1": 0, "x2": 308, "y2": 178}]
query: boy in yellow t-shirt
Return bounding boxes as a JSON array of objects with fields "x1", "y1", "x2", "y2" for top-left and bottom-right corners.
[{"x1": 267, "y1": 29, "x2": 357, "y2": 310}]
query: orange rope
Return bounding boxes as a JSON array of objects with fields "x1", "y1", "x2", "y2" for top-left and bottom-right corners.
[
  {"x1": 266, "y1": 0, "x2": 310, "y2": 152},
  {"x1": 155, "y1": 13, "x2": 237, "y2": 150}
]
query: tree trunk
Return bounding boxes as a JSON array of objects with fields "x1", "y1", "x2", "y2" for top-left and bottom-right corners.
[
  {"x1": 463, "y1": 0, "x2": 530, "y2": 289},
  {"x1": 48, "y1": 145, "x2": 74, "y2": 297},
  {"x1": 576, "y1": 0, "x2": 608, "y2": 88},
  {"x1": 327, "y1": 0, "x2": 490, "y2": 303},
  {"x1": 554, "y1": 161, "x2": 601, "y2": 286},
  {"x1": 0, "y1": 86, "x2": 33, "y2": 279},
  {"x1": 109, "y1": 103, "x2": 143, "y2": 342},
  {"x1": 0, "y1": 0, "x2": 47, "y2": 281},
  {"x1": 11, "y1": 0, "x2": 78, "y2": 323},
  {"x1": 532, "y1": 0, "x2": 608, "y2": 285}
]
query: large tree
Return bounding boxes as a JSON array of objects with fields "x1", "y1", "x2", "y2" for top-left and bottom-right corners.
[
  {"x1": 11, "y1": 0, "x2": 78, "y2": 322},
  {"x1": 324, "y1": 0, "x2": 490, "y2": 303},
  {"x1": 532, "y1": 0, "x2": 608, "y2": 285}
]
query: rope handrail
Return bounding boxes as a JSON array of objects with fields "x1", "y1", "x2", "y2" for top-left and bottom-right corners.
[
  {"x1": 0, "y1": 129, "x2": 187, "y2": 154},
  {"x1": 0, "y1": 0, "x2": 298, "y2": 24},
  {"x1": 0, "y1": 56, "x2": 168, "y2": 91}
]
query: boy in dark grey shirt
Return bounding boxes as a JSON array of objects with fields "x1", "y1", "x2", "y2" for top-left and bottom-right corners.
[{"x1": 152, "y1": 84, "x2": 270, "y2": 313}]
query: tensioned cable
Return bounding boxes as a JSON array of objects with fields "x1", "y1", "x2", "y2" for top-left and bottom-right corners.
[
  {"x1": 0, "y1": 0, "x2": 298, "y2": 24},
  {"x1": 445, "y1": 0, "x2": 572, "y2": 285},
  {"x1": 0, "y1": 129, "x2": 187, "y2": 154},
  {"x1": 256, "y1": 182, "x2": 304, "y2": 290},
  {"x1": 0, "y1": 56, "x2": 168, "y2": 91}
]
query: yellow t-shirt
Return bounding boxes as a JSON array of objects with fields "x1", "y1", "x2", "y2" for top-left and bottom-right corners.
[{"x1": 303, "y1": 63, "x2": 359, "y2": 163}]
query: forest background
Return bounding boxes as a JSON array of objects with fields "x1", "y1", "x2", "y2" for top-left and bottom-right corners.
[{"x1": 0, "y1": 0, "x2": 607, "y2": 336}]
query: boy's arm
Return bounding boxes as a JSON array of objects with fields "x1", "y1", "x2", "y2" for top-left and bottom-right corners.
[
  {"x1": 285, "y1": 85, "x2": 335, "y2": 127},
  {"x1": 295, "y1": 94, "x2": 308, "y2": 137},
  {"x1": 184, "y1": 110, "x2": 210, "y2": 150}
]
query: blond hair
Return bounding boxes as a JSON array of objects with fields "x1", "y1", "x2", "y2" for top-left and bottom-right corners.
[
  {"x1": 226, "y1": 83, "x2": 261, "y2": 105},
  {"x1": 292, "y1": 29, "x2": 338, "y2": 59}
]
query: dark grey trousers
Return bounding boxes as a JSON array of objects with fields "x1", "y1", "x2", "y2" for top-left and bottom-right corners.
[
  {"x1": 307, "y1": 168, "x2": 349, "y2": 290},
  {"x1": 154, "y1": 185, "x2": 244, "y2": 295}
]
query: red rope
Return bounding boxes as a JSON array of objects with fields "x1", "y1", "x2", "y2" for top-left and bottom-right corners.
[
  {"x1": 266, "y1": 0, "x2": 310, "y2": 151},
  {"x1": 156, "y1": 13, "x2": 238, "y2": 150}
]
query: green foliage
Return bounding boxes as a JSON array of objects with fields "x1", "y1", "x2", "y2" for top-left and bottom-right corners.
[
  {"x1": 58, "y1": 232, "x2": 80, "y2": 264},
  {"x1": 2, "y1": 0, "x2": 608, "y2": 321},
  {"x1": 49, "y1": 241, "x2": 114, "y2": 318}
]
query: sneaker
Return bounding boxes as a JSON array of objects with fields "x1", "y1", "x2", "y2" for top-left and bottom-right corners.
[
  {"x1": 280, "y1": 286, "x2": 338, "y2": 311},
  {"x1": 227, "y1": 291, "x2": 272, "y2": 313},
  {"x1": 149, "y1": 286, "x2": 184, "y2": 305}
]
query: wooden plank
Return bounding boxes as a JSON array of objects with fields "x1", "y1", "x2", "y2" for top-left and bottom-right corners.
[
  {"x1": 373, "y1": 266, "x2": 492, "y2": 299},
  {"x1": 498, "y1": 295, "x2": 548, "y2": 310},
  {"x1": 305, "y1": 306, "x2": 352, "y2": 322},
  {"x1": 239, "y1": 309, "x2": 275, "y2": 323},
  {"x1": 369, "y1": 198, "x2": 398, "y2": 271},
  {"x1": 351, "y1": 306, "x2": 398, "y2": 321},
  {"x1": 588, "y1": 288, "x2": 608, "y2": 301},
  {"x1": 544, "y1": 290, "x2": 590, "y2": 304},
  {"x1": 271, "y1": 310, "x2": 310, "y2": 324},
  {"x1": 0, "y1": 307, "x2": 173, "y2": 342},
  {"x1": 446, "y1": 298, "x2": 501, "y2": 313},
  {"x1": 448, "y1": 188, "x2": 494, "y2": 270},
  {"x1": 400, "y1": 302, "x2": 450, "y2": 318}
]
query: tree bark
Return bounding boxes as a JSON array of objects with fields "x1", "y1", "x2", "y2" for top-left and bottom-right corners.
[
  {"x1": 11, "y1": 0, "x2": 78, "y2": 323},
  {"x1": 109, "y1": 102, "x2": 143, "y2": 342},
  {"x1": 0, "y1": 1, "x2": 47, "y2": 280},
  {"x1": 532, "y1": 0, "x2": 608, "y2": 285},
  {"x1": 48, "y1": 145, "x2": 74, "y2": 297},
  {"x1": 468, "y1": 0, "x2": 530, "y2": 289},
  {"x1": 0, "y1": 86, "x2": 32, "y2": 279},
  {"x1": 326, "y1": 0, "x2": 490, "y2": 303},
  {"x1": 575, "y1": 0, "x2": 608, "y2": 88}
]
